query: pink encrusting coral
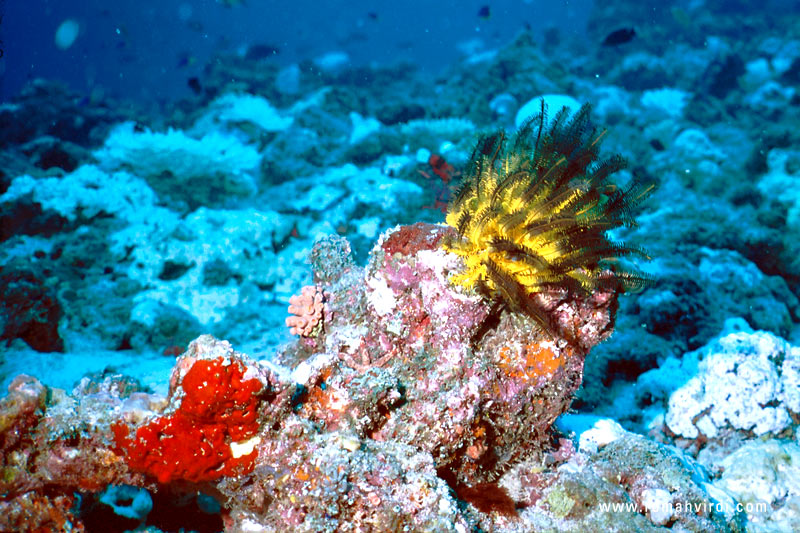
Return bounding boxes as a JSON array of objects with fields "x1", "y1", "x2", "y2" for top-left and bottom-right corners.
[
  {"x1": 303, "y1": 223, "x2": 619, "y2": 488},
  {"x1": 0, "y1": 225, "x2": 734, "y2": 532},
  {"x1": 286, "y1": 284, "x2": 327, "y2": 337}
]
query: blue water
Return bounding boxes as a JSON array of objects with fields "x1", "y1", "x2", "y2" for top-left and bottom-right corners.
[{"x1": 2, "y1": 0, "x2": 592, "y2": 102}]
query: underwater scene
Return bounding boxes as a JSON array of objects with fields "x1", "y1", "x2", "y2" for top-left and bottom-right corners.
[{"x1": 2, "y1": 0, "x2": 800, "y2": 531}]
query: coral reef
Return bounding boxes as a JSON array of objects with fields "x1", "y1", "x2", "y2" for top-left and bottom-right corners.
[
  {"x1": 0, "y1": 265, "x2": 64, "y2": 352},
  {"x1": 94, "y1": 122, "x2": 261, "y2": 209},
  {"x1": 285, "y1": 285, "x2": 328, "y2": 337},
  {"x1": 503, "y1": 429, "x2": 740, "y2": 532},
  {"x1": 111, "y1": 354, "x2": 266, "y2": 483},
  {"x1": 3, "y1": 2, "x2": 800, "y2": 528},
  {"x1": 664, "y1": 328, "x2": 799, "y2": 440},
  {"x1": 0, "y1": 221, "x2": 701, "y2": 531},
  {"x1": 715, "y1": 440, "x2": 800, "y2": 532}
]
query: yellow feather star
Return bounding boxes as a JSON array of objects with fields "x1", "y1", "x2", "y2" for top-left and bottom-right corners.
[{"x1": 443, "y1": 101, "x2": 653, "y2": 334}]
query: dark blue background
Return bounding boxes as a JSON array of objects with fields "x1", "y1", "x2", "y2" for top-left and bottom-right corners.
[{"x1": 0, "y1": 0, "x2": 593, "y2": 103}]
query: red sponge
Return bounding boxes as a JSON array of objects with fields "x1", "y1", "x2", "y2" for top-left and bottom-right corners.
[{"x1": 112, "y1": 357, "x2": 262, "y2": 483}]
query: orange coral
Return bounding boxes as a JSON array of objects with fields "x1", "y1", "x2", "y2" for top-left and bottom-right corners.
[
  {"x1": 286, "y1": 285, "x2": 327, "y2": 337},
  {"x1": 496, "y1": 343, "x2": 568, "y2": 382}
]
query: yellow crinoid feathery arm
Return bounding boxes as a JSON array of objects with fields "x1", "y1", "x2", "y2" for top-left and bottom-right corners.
[{"x1": 443, "y1": 101, "x2": 653, "y2": 334}]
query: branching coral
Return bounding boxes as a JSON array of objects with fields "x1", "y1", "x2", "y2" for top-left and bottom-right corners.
[{"x1": 444, "y1": 101, "x2": 653, "y2": 335}]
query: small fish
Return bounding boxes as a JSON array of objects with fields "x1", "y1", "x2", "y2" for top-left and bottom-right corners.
[
  {"x1": 186, "y1": 20, "x2": 204, "y2": 33},
  {"x1": 176, "y1": 52, "x2": 197, "y2": 68},
  {"x1": 477, "y1": 5, "x2": 491, "y2": 20},
  {"x1": 216, "y1": 35, "x2": 233, "y2": 50},
  {"x1": 367, "y1": 11, "x2": 378, "y2": 21},
  {"x1": 187, "y1": 77, "x2": 202, "y2": 94},
  {"x1": 339, "y1": 31, "x2": 368, "y2": 45},
  {"x1": 671, "y1": 7, "x2": 691, "y2": 28},
  {"x1": 245, "y1": 44, "x2": 280, "y2": 60},
  {"x1": 420, "y1": 154, "x2": 459, "y2": 213},
  {"x1": 428, "y1": 153, "x2": 455, "y2": 184},
  {"x1": 119, "y1": 54, "x2": 138, "y2": 64},
  {"x1": 602, "y1": 28, "x2": 636, "y2": 46},
  {"x1": 543, "y1": 26, "x2": 560, "y2": 47}
]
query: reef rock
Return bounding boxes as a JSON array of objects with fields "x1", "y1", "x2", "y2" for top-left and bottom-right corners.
[{"x1": 0, "y1": 224, "x2": 738, "y2": 531}]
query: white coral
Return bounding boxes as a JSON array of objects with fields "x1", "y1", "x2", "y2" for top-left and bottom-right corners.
[
  {"x1": 94, "y1": 121, "x2": 260, "y2": 206},
  {"x1": 665, "y1": 330, "x2": 799, "y2": 439}
]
